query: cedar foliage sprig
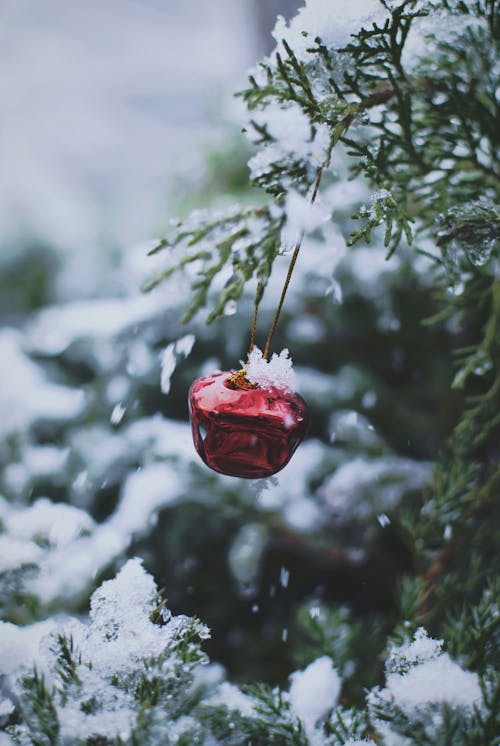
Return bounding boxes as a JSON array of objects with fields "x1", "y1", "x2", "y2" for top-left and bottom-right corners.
[
  {"x1": 144, "y1": 2, "x2": 432, "y2": 320},
  {"x1": 146, "y1": 0, "x2": 498, "y2": 324},
  {"x1": 143, "y1": 205, "x2": 283, "y2": 322},
  {"x1": 202, "y1": 684, "x2": 308, "y2": 746}
]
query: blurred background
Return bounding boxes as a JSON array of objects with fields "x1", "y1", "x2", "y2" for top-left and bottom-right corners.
[
  {"x1": 1, "y1": 0, "x2": 249, "y2": 307},
  {"x1": 0, "y1": 0, "x2": 305, "y2": 311},
  {"x1": 1, "y1": 0, "x2": 455, "y2": 689}
]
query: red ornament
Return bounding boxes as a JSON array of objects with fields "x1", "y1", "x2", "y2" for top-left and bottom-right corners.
[{"x1": 188, "y1": 371, "x2": 309, "y2": 478}]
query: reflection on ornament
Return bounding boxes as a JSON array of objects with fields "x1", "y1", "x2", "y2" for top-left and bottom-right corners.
[{"x1": 188, "y1": 371, "x2": 309, "y2": 478}]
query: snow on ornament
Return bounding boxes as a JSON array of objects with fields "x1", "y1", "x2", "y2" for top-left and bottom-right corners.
[{"x1": 188, "y1": 347, "x2": 309, "y2": 478}]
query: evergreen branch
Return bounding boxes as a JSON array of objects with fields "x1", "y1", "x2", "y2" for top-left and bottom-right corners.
[
  {"x1": 51, "y1": 634, "x2": 82, "y2": 696},
  {"x1": 444, "y1": 579, "x2": 500, "y2": 672},
  {"x1": 325, "y1": 707, "x2": 370, "y2": 744},
  {"x1": 143, "y1": 206, "x2": 282, "y2": 324},
  {"x1": 242, "y1": 683, "x2": 308, "y2": 745},
  {"x1": 20, "y1": 668, "x2": 60, "y2": 746}
]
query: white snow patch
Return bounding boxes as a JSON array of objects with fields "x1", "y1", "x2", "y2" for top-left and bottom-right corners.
[
  {"x1": 346, "y1": 245, "x2": 401, "y2": 286},
  {"x1": 228, "y1": 523, "x2": 266, "y2": 586},
  {"x1": 247, "y1": 100, "x2": 330, "y2": 182},
  {"x1": 244, "y1": 346, "x2": 296, "y2": 392},
  {"x1": 1, "y1": 497, "x2": 94, "y2": 549},
  {"x1": 0, "y1": 496, "x2": 96, "y2": 575},
  {"x1": 116, "y1": 462, "x2": 183, "y2": 536},
  {"x1": 23, "y1": 445, "x2": 69, "y2": 478},
  {"x1": 320, "y1": 456, "x2": 432, "y2": 519},
  {"x1": 126, "y1": 415, "x2": 194, "y2": 464},
  {"x1": 0, "y1": 536, "x2": 42, "y2": 573},
  {"x1": 88, "y1": 558, "x2": 208, "y2": 661},
  {"x1": 387, "y1": 627, "x2": 442, "y2": 671},
  {"x1": 285, "y1": 497, "x2": 322, "y2": 532},
  {"x1": 0, "y1": 619, "x2": 57, "y2": 675},
  {"x1": 31, "y1": 461, "x2": 183, "y2": 602},
  {"x1": 58, "y1": 706, "x2": 134, "y2": 744},
  {"x1": 287, "y1": 314, "x2": 325, "y2": 343},
  {"x1": 106, "y1": 375, "x2": 130, "y2": 404},
  {"x1": 249, "y1": 101, "x2": 329, "y2": 163},
  {"x1": 289, "y1": 656, "x2": 341, "y2": 728},
  {"x1": 0, "y1": 419, "x2": 192, "y2": 605},
  {"x1": 252, "y1": 439, "x2": 326, "y2": 531},
  {"x1": 387, "y1": 655, "x2": 482, "y2": 712},
  {"x1": 248, "y1": 145, "x2": 283, "y2": 181},
  {"x1": 25, "y1": 294, "x2": 166, "y2": 355},
  {"x1": 0, "y1": 329, "x2": 85, "y2": 436},
  {"x1": 207, "y1": 681, "x2": 255, "y2": 717},
  {"x1": 402, "y1": 6, "x2": 484, "y2": 71},
  {"x1": 272, "y1": 0, "x2": 389, "y2": 61},
  {"x1": 373, "y1": 629, "x2": 483, "y2": 719},
  {"x1": 281, "y1": 189, "x2": 330, "y2": 252}
]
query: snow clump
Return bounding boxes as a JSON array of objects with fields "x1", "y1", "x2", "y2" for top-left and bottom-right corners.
[
  {"x1": 370, "y1": 628, "x2": 483, "y2": 717},
  {"x1": 205, "y1": 681, "x2": 256, "y2": 717},
  {"x1": 289, "y1": 656, "x2": 341, "y2": 733},
  {"x1": 272, "y1": 0, "x2": 389, "y2": 61},
  {"x1": 0, "y1": 497, "x2": 95, "y2": 576},
  {"x1": 244, "y1": 346, "x2": 297, "y2": 392},
  {"x1": 388, "y1": 654, "x2": 483, "y2": 712},
  {"x1": 5, "y1": 560, "x2": 210, "y2": 744},
  {"x1": 247, "y1": 101, "x2": 330, "y2": 182}
]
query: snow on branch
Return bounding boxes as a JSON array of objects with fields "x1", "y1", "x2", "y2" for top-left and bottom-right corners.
[{"x1": 7, "y1": 560, "x2": 210, "y2": 744}]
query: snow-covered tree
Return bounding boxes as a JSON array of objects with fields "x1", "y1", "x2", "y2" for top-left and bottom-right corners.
[{"x1": 1, "y1": 0, "x2": 499, "y2": 744}]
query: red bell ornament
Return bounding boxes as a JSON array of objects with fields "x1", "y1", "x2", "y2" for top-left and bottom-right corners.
[{"x1": 188, "y1": 371, "x2": 309, "y2": 479}]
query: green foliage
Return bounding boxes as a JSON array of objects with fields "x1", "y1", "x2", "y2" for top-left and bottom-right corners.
[
  {"x1": 202, "y1": 689, "x2": 371, "y2": 745},
  {"x1": 443, "y1": 579, "x2": 500, "y2": 673},
  {"x1": 143, "y1": 205, "x2": 282, "y2": 323},
  {"x1": 347, "y1": 188, "x2": 413, "y2": 251},
  {"x1": 51, "y1": 634, "x2": 81, "y2": 695},
  {"x1": 0, "y1": 565, "x2": 40, "y2": 624},
  {"x1": 145, "y1": 0, "x2": 499, "y2": 327},
  {"x1": 292, "y1": 603, "x2": 385, "y2": 699},
  {"x1": 145, "y1": 2, "x2": 437, "y2": 322},
  {"x1": 226, "y1": 683, "x2": 308, "y2": 746},
  {"x1": 339, "y1": 1, "x2": 499, "y2": 231},
  {"x1": 17, "y1": 669, "x2": 59, "y2": 746},
  {"x1": 324, "y1": 708, "x2": 370, "y2": 745},
  {"x1": 368, "y1": 694, "x2": 494, "y2": 746}
]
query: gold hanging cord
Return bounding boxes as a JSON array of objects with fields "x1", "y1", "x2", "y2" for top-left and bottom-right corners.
[{"x1": 249, "y1": 166, "x2": 323, "y2": 359}]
